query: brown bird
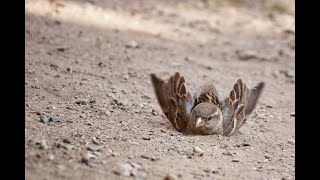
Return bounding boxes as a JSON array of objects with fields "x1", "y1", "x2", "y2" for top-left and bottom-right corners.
[{"x1": 150, "y1": 72, "x2": 265, "y2": 136}]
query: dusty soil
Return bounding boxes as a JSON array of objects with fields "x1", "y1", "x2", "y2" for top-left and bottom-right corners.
[{"x1": 25, "y1": 0, "x2": 295, "y2": 179}]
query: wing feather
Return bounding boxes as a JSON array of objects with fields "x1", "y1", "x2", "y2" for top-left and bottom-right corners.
[
  {"x1": 222, "y1": 79, "x2": 264, "y2": 136},
  {"x1": 150, "y1": 72, "x2": 193, "y2": 132}
]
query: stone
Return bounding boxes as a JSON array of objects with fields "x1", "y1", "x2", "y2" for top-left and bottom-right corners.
[
  {"x1": 87, "y1": 144, "x2": 103, "y2": 152},
  {"x1": 125, "y1": 40, "x2": 139, "y2": 48},
  {"x1": 236, "y1": 50, "x2": 258, "y2": 60},
  {"x1": 114, "y1": 163, "x2": 133, "y2": 176},
  {"x1": 39, "y1": 140, "x2": 49, "y2": 150},
  {"x1": 232, "y1": 159, "x2": 240, "y2": 162},
  {"x1": 192, "y1": 146, "x2": 203, "y2": 156},
  {"x1": 40, "y1": 115, "x2": 49, "y2": 123},
  {"x1": 142, "y1": 136, "x2": 151, "y2": 140}
]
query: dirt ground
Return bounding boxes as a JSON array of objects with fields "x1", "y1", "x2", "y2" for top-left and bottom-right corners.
[{"x1": 25, "y1": 0, "x2": 295, "y2": 179}]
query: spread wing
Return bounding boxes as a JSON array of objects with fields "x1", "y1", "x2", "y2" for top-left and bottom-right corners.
[
  {"x1": 245, "y1": 82, "x2": 265, "y2": 115},
  {"x1": 150, "y1": 72, "x2": 193, "y2": 132},
  {"x1": 193, "y1": 82, "x2": 222, "y2": 109},
  {"x1": 222, "y1": 79, "x2": 265, "y2": 136}
]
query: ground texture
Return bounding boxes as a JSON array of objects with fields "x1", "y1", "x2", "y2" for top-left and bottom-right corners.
[{"x1": 25, "y1": 0, "x2": 295, "y2": 179}]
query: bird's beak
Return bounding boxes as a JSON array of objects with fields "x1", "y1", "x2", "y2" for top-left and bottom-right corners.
[{"x1": 196, "y1": 117, "x2": 205, "y2": 128}]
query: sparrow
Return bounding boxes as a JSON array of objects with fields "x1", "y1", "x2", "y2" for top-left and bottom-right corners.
[{"x1": 150, "y1": 72, "x2": 265, "y2": 136}]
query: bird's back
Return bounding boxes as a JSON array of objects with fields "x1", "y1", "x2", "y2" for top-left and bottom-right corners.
[{"x1": 192, "y1": 82, "x2": 222, "y2": 110}]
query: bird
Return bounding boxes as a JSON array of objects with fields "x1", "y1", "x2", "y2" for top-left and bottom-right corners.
[{"x1": 150, "y1": 72, "x2": 265, "y2": 136}]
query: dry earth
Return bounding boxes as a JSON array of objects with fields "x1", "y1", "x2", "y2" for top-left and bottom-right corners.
[{"x1": 25, "y1": 0, "x2": 295, "y2": 179}]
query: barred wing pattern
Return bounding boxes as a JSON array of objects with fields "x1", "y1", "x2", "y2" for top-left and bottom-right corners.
[
  {"x1": 150, "y1": 72, "x2": 193, "y2": 132},
  {"x1": 222, "y1": 79, "x2": 264, "y2": 136}
]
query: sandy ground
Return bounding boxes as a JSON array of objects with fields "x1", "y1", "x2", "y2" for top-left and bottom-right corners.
[{"x1": 25, "y1": 0, "x2": 295, "y2": 179}]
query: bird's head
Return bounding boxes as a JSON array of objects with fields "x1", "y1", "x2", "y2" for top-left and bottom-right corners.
[{"x1": 190, "y1": 102, "x2": 223, "y2": 134}]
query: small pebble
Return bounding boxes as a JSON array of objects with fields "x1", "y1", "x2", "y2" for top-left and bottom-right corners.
[
  {"x1": 81, "y1": 156, "x2": 90, "y2": 164},
  {"x1": 87, "y1": 144, "x2": 103, "y2": 152},
  {"x1": 288, "y1": 139, "x2": 295, "y2": 145},
  {"x1": 141, "y1": 154, "x2": 159, "y2": 161},
  {"x1": 114, "y1": 163, "x2": 132, "y2": 176},
  {"x1": 107, "y1": 93, "x2": 115, "y2": 99},
  {"x1": 264, "y1": 154, "x2": 271, "y2": 159},
  {"x1": 92, "y1": 137, "x2": 99, "y2": 144},
  {"x1": 81, "y1": 152, "x2": 96, "y2": 162},
  {"x1": 49, "y1": 115, "x2": 60, "y2": 123},
  {"x1": 131, "y1": 168, "x2": 146, "y2": 179},
  {"x1": 48, "y1": 154, "x2": 55, "y2": 160},
  {"x1": 111, "y1": 152, "x2": 120, "y2": 157},
  {"x1": 56, "y1": 47, "x2": 68, "y2": 52},
  {"x1": 231, "y1": 159, "x2": 240, "y2": 162},
  {"x1": 57, "y1": 143, "x2": 73, "y2": 150},
  {"x1": 142, "y1": 95, "x2": 151, "y2": 99},
  {"x1": 125, "y1": 40, "x2": 139, "y2": 48},
  {"x1": 63, "y1": 139, "x2": 71, "y2": 144},
  {"x1": 279, "y1": 70, "x2": 294, "y2": 78},
  {"x1": 130, "y1": 141, "x2": 140, "y2": 145},
  {"x1": 39, "y1": 140, "x2": 49, "y2": 150},
  {"x1": 119, "y1": 101, "x2": 129, "y2": 107},
  {"x1": 236, "y1": 50, "x2": 258, "y2": 60},
  {"x1": 98, "y1": 62, "x2": 105, "y2": 67},
  {"x1": 192, "y1": 146, "x2": 203, "y2": 156},
  {"x1": 81, "y1": 159, "x2": 99, "y2": 168},
  {"x1": 222, "y1": 151, "x2": 232, "y2": 156},
  {"x1": 31, "y1": 85, "x2": 40, "y2": 89},
  {"x1": 282, "y1": 172, "x2": 291, "y2": 177},
  {"x1": 152, "y1": 109, "x2": 159, "y2": 116},
  {"x1": 212, "y1": 169, "x2": 219, "y2": 174},
  {"x1": 220, "y1": 144, "x2": 228, "y2": 149},
  {"x1": 40, "y1": 115, "x2": 49, "y2": 123},
  {"x1": 160, "y1": 129, "x2": 166, "y2": 133},
  {"x1": 142, "y1": 136, "x2": 151, "y2": 140},
  {"x1": 76, "y1": 100, "x2": 87, "y2": 105},
  {"x1": 128, "y1": 162, "x2": 142, "y2": 169}
]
